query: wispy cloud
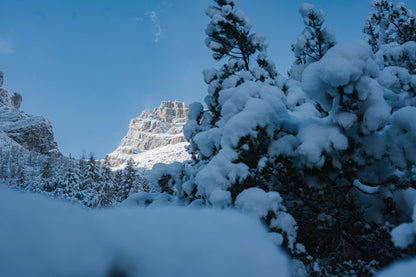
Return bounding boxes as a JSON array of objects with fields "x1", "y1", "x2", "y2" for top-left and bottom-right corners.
[
  {"x1": 0, "y1": 36, "x2": 13, "y2": 54},
  {"x1": 146, "y1": 11, "x2": 162, "y2": 43}
]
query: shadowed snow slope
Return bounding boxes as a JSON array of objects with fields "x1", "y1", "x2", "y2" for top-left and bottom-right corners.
[{"x1": 0, "y1": 187, "x2": 289, "y2": 277}]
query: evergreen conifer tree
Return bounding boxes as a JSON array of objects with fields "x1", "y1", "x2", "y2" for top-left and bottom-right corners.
[
  {"x1": 185, "y1": 0, "x2": 278, "y2": 161},
  {"x1": 364, "y1": 0, "x2": 416, "y2": 52},
  {"x1": 0, "y1": 152, "x2": 9, "y2": 180},
  {"x1": 62, "y1": 163, "x2": 81, "y2": 198},
  {"x1": 98, "y1": 182, "x2": 114, "y2": 207},
  {"x1": 205, "y1": 0, "x2": 255, "y2": 70},
  {"x1": 16, "y1": 166, "x2": 25, "y2": 188},
  {"x1": 289, "y1": 3, "x2": 336, "y2": 80},
  {"x1": 41, "y1": 157, "x2": 53, "y2": 179},
  {"x1": 97, "y1": 163, "x2": 116, "y2": 207},
  {"x1": 121, "y1": 159, "x2": 136, "y2": 200}
]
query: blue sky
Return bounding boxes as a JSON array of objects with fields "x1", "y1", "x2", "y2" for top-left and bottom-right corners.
[{"x1": 1, "y1": 0, "x2": 415, "y2": 158}]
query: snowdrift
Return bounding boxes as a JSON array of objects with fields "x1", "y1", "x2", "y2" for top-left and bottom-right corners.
[{"x1": 0, "y1": 187, "x2": 289, "y2": 277}]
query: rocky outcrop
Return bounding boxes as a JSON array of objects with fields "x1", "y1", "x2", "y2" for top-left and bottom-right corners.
[
  {"x1": 106, "y1": 101, "x2": 190, "y2": 169},
  {"x1": 0, "y1": 78, "x2": 22, "y2": 109},
  {"x1": 0, "y1": 72, "x2": 60, "y2": 155},
  {"x1": 153, "y1": 101, "x2": 189, "y2": 123}
]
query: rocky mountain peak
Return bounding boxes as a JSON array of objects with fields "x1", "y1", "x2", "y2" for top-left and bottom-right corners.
[
  {"x1": 106, "y1": 101, "x2": 190, "y2": 169},
  {"x1": 153, "y1": 101, "x2": 188, "y2": 123},
  {"x1": 0, "y1": 72, "x2": 22, "y2": 109},
  {"x1": 0, "y1": 72, "x2": 60, "y2": 155}
]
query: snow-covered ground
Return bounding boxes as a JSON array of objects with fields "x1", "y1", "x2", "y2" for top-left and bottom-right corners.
[{"x1": 0, "y1": 187, "x2": 289, "y2": 277}]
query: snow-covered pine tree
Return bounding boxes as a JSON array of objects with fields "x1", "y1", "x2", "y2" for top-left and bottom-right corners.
[
  {"x1": 97, "y1": 183, "x2": 113, "y2": 207},
  {"x1": 289, "y1": 3, "x2": 336, "y2": 81},
  {"x1": 364, "y1": 1, "x2": 416, "y2": 113},
  {"x1": 120, "y1": 159, "x2": 136, "y2": 200},
  {"x1": 16, "y1": 165, "x2": 25, "y2": 188},
  {"x1": 39, "y1": 156, "x2": 57, "y2": 192},
  {"x1": 41, "y1": 156, "x2": 53, "y2": 179},
  {"x1": 77, "y1": 154, "x2": 87, "y2": 190},
  {"x1": 0, "y1": 151, "x2": 9, "y2": 180},
  {"x1": 362, "y1": 0, "x2": 416, "y2": 124},
  {"x1": 141, "y1": 179, "x2": 151, "y2": 193},
  {"x1": 96, "y1": 163, "x2": 116, "y2": 207},
  {"x1": 282, "y1": 39, "x2": 413, "y2": 274},
  {"x1": 202, "y1": 0, "x2": 277, "y2": 122},
  {"x1": 75, "y1": 153, "x2": 100, "y2": 205},
  {"x1": 62, "y1": 162, "x2": 81, "y2": 199},
  {"x1": 373, "y1": 41, "x2": 416, "y2": 117},
  {"x1": 101, "y1": 162, "x2": 113, "y2": 185},
  {"x1": 206, "y1": 0, "x2": 263, "y2": 71},
  {"x1": 82, "y1": 153, "x2": 105, "y2": 206},
  {"x1": 364, "y1": 0, "x2": 416, "y2": 53},
  {"x1": 185, "y1": 0, "x2": 278, "y2": 162},
  {"x1": 112, "y1": 170, "x2": 123, "y2": 201},
  {"x1": 86, "y1": 153, "x2": 102, "y2": 186},
  {"x1": 151, "y1": 0, "x2": 297, "y2": 256},
  {"x1": 205, "y1": 0, "x2": 250, "y2": 69}
]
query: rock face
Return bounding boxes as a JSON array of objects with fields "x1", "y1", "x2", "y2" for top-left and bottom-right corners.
[
  {"x1": 106, "y1": 101, "x2": 190, "y2": 169},
  {"x1": 0, "y1": 86, "x2": 22, "y2": 110},
  {"x1": 0, "y1": 72, "x2": 60, "y2": 155}
]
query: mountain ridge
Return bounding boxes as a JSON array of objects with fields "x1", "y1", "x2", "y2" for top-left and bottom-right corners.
[
  {"x1": 0, "y1": 72, "x2": 60, "y2": 155},
  {"x1": 106, "y1": 100, "x2": 190, "y2": 169}
]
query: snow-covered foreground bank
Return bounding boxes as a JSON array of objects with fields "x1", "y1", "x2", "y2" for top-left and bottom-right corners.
[{"x1": 0, "y1": 187, "x2": 289, "y2": 277}]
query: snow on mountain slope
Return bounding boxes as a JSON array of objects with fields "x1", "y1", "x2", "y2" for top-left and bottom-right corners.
[
  {"x1": 106, "y1": 101, "x2": 190, "y2": 169},
  {"x1": 110, "y1": 142, "x2": 190, "y2": 171},
  {"x1": 0, "y1": 130, "x2": 24, "y2": 151}
]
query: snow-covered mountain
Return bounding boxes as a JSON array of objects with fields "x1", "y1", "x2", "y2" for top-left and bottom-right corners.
[
  {"x1": 0, "y1": 72, "x2": 60, "y2": 155},
  {"x1": 106, "y1": 101, "x2": 190, "y2": 169}
]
